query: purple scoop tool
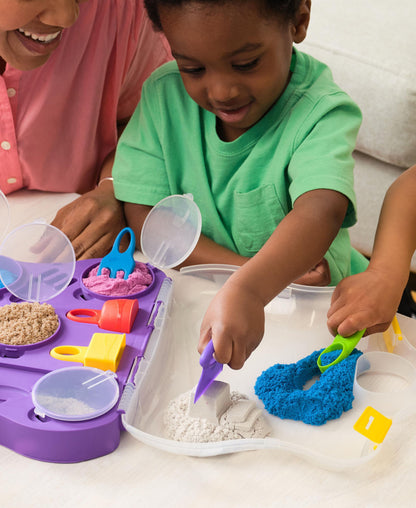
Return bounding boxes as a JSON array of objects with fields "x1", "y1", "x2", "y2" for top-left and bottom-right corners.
[{"x1": 194, "y1": 339, "x2": 223, "y2": 403}]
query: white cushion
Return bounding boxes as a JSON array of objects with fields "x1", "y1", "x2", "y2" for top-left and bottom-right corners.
[{"x1": 299, "y1": 0, "x2": 416, "y2": 168}]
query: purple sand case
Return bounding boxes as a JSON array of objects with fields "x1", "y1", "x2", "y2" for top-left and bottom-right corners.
[{"x1": 0, "y1": 258, "x2": 172, "y2": 463}]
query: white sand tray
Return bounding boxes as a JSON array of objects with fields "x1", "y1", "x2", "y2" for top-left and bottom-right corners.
[{"x1": 120, "y1": 267, "x2": 416, "y2": 471}]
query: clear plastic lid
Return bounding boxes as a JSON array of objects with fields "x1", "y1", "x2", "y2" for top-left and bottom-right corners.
[
  {"x1": 0, "y1": 222, "x2": 75, "y2": 301},
  {"x1": 141, "y1": 194, "x2": 202, "y2": 269},
  {"x1": 32, "y1": 367, "x2": 120, "y2": 422},
  {"x1": 0, "y1": 190, "x2": 10, "y2": 243}
]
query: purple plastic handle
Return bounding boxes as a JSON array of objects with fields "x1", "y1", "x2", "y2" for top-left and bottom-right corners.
[
  {"x1": 193, "y1": 339, "x2": 223, "y2": 403},
  {"x1": 200, "y1": 339, "x2": 216, "y2": 367}
]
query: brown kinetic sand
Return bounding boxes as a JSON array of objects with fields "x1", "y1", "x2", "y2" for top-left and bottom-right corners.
[{"x1": 0, "y1": 302, "x2": 59, "y2": 346}]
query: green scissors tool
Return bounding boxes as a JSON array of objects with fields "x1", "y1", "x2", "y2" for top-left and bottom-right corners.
[{"x1": 317, "y1": 329, "x2": 366, "y2": 373}]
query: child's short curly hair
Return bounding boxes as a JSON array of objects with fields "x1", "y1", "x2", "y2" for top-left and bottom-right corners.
[{"x1": 144, "y1": 0, "x2": 303, "y2": 31}]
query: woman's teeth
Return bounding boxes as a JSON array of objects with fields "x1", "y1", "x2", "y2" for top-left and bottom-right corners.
[{"x1": 17, "y1": 28, "x2": 61, "y2": 43}]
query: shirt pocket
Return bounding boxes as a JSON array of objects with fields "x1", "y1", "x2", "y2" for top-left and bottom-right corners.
[{"x1": 233, "y1": 184, "x2": 287, "y2": 256}]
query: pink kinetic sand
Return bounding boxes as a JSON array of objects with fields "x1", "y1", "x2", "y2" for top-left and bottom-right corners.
[{"x1": 83, "y1": 263, "x2": 153, "y2": 296}]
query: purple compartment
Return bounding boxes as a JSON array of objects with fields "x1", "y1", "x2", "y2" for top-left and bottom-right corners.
[
  {"x1": 0, "y1": 258, "x2": 170, "y2": 463},
  {"x1": 80, "y1": 261, "x2": 156, "y2": 301},
  {"x1": 0, "y1": 314, "x2": 61, "y2": 359}
]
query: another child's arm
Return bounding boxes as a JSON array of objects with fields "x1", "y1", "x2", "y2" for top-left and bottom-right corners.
[
  {"x1": 199, "y1": 188, "x2": 349, "y2": 369},
  {"x1": 327, "y1": 165, "x2": 416, "y2": 337}
]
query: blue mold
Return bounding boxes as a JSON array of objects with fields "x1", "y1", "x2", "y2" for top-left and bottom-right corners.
[{"x1": 254, "y1": 348, "x2": 362, "y2": 425}]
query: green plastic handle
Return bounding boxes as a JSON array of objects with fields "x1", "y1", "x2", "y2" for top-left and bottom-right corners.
[{"x1": 317, "y1": 329, "x2": 366, "y2": 373}]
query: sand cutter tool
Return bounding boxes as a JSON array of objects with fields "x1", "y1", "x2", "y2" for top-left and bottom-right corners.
[
  {"x1": 194, "y1": 339, "x2": 224, "y2": 403},
  {"x1": 97, "y1": 227, "x2": 136, "y2": 279},
  {"x1": 67, "y1": 298, "x2": 139, "y2": 333},
  {"x1": 317, "y1": 329, "x2": 366, "y2": 373}
]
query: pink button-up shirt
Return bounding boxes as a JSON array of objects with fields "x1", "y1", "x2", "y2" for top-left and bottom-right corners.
[{"x1": 0, "y1": 0, "x2": 170, "y2": 195}]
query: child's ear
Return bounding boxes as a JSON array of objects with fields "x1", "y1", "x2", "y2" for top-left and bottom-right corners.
[{"x1": 291, "y1": 0, "x2": 311, "y2": 44}]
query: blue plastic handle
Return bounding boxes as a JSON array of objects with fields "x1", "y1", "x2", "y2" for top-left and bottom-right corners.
[{"x1": 97, "y1": 228, "x2": 136, "y2": 279}]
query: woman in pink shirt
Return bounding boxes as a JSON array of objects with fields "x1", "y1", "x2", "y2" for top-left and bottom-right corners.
[{"x1": 0, "y1": 0, "x2": 170, "y2": 258}]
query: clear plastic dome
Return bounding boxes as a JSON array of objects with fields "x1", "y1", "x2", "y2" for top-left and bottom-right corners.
[
  {"x1": 0, "y1": 222, "x2": 75, "y2": 301},
  {"x1": 141, "y1": 194, "x2": 202, "y2": 269}
]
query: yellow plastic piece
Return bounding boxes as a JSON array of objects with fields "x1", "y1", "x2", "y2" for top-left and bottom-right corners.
[
  {"x1": 382, "y1": 315, "x2": 403, "y2": 352},
  {"x1": 353, "y1": 406, "x2": 392, "y2": 444},
  {"x1": 50, "y1": 332, "x2": 126, "y2": 372},
  {"x1": 382, "y1": 329, "x2": 395, "y2": 353},
  {"x1": 391, "y1": 315, "x2": 403, "y2": 341}
]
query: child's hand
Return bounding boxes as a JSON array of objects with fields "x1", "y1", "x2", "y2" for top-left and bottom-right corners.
[
  {"x1": 293, "y1": 258, "x2": 331, "y2": 286},
  {"x1": 327, "y1": 268, "x2": 403, "y2": 337},
  {"x1": 198, "y1": 280, "x2": 265, "y2": 370}
]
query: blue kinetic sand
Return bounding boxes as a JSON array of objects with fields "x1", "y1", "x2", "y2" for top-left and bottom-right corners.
[{"x1": 254, "y1": 348, "x2": 363, "y2": 425}]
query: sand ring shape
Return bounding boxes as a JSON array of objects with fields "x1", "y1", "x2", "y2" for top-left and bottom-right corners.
[{"x1": 254, "y1": 348, "x2": 362, "y2": 425}]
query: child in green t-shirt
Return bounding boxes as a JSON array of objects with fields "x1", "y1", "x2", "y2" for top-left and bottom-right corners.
[{"x1": 113, "y1": 0, "x2": 365, "y2": 369}]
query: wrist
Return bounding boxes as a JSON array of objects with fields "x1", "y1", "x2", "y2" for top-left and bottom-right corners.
[
  {"x1": 368, "y1": 259, "x2": 409, "y2": 288},
  {"x1": 226, "y1": 269, "x2": 269, "y2": 307}
]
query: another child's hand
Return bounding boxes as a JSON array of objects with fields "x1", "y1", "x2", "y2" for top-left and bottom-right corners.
[
  {"x1": 327, "y1": 268, "x2": 402, "y2": 337},
  {"x1": 198, "y1": 280, "x2": 265, "y2": 370}
]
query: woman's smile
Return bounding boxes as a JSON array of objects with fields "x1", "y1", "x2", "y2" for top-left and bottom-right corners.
[
  {"x1": 0, "y1": 0, "x2": 82, "y2": 71},
  {"x1": 14, "y1": 27, "x2": 63, "y2": 55}
]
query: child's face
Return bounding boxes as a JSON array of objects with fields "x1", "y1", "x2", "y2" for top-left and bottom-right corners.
[
  {"x1": 159, "y1": 0, "x2": 306, "y2": 142},
  {"x1": 0, "y1": 0, "x2": 86, "y2": 71}
]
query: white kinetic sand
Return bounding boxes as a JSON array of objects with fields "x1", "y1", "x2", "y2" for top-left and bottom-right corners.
[
  {"x1": 188, "y1": 380, "x2": 232, "y2": 424},
  {"x1": 164, "y1": 381, "x2": 271, "y2": 443}
]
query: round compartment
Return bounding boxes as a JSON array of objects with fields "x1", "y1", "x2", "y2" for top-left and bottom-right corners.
[
  {"x1": 0, "y1": 255, "x2": 22, "y2": 291},
  {"x1": 32, "y1": 367, "x2": 120, "y2": 422},
  {"x1": 80, "y1": 261, "x2": 155, "y2": 301},
  {"x1": 353, "y1": 351, "x2": 416, "y2": 414},
  {"x1": 0, "y1": 301, "x2": 61, "y2": 357}
]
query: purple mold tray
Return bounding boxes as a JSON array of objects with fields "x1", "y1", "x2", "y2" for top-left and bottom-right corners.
[{"x1": 0, "y1": 258, "x2": 172, "y2": 463}]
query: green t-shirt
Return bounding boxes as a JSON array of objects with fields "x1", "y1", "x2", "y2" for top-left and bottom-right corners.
[{"x1": 114, "y1": 49, "x2": 366, "y2": 284}]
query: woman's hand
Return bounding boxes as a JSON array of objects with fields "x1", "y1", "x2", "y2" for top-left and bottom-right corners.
[{"x1": 51, "y1": 181, "x2": 126, "y2": 259}]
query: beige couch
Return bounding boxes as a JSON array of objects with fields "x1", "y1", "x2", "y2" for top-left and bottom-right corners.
[{"x1": 299, "y1": 0, "x2": 416, "y2": 271}]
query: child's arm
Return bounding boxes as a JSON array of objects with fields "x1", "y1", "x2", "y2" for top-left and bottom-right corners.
[
  {"x1": 125, "y1": 202, "x2": 332, "y2": 283},
  {"x1": 327, "y1": 165, "x2": 416, "y2": 337},
  {"x1": 125, "y1": 202, "x2": 251, "y2": 266},
  {"x1": 198, "y1": 188, "x2": 349, "y2": 369}
]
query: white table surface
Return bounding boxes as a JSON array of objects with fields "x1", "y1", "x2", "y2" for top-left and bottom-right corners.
[{"x1": 2, "y1": 190, "x2": 416, "y2": 508}]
